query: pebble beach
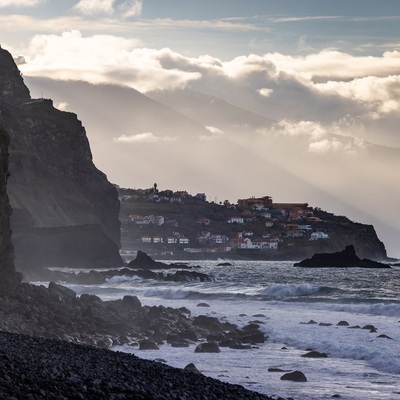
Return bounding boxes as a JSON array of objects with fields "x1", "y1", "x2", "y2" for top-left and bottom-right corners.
[{"x1": 0, "y1": 331, "x2": 277, "y2": 400}]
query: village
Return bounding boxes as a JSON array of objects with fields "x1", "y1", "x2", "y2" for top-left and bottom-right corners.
[{"x1": 118, "y1": 186, "x2": 337, "y2": 259}]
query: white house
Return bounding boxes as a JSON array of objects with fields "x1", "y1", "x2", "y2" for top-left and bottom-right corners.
[
  {"x1": 310, "y1": 231, "x2": 329, "y2": 240},
  {"x1": 228, "y1": 216, "x2": 244, "y2": 224}
]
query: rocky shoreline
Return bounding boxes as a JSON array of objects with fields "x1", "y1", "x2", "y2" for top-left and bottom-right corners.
[
  {"x1": 0, "y1": 280, "x2": 288, "y2": 399},
  {"x1": 0, "y1": 330, "x2": 277, "y2": 400}
]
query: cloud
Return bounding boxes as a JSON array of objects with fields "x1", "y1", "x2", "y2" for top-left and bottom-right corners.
[
  {"x1": 54, "y1": 101, "x2": 69, "y2": 111},
  {"x1": 200, "y1": 126, "x2": 225, "y2": 141},
  {"x1": 72, "y1": 0, "x2": 143, "y2": 18},
  {"x1": 20, "y1": 31, "x2": 201, "y2": 92},
  {"x1": 113, "y1": 132, "x2": 178, "y2": 143},
  {"x1": 72, "y1": 0, "x2": 115, "y2": 15},
  {"x1": 0, "y1": 0, "x2": 44, "y2": 7},
  {"x1": 15, "y1": 30, "x2": 400, "y2": 148},
  {"x1": 260, "y1": 120, "x2": 326, "y2": 138},
  {"x1": 118, "y1": 0, "x2": 143, "y2": 18},
  {"x1": 258, "y1": 88, "x2": 273, "y2": 97}
]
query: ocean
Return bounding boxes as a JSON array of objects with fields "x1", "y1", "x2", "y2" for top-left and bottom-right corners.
[{"x1": 61, "y1": 259, "x2": 400, "y2": 400}]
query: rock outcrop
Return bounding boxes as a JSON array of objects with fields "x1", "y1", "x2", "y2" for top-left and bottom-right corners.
[
  {"x1": 0, "y1": 46, "x2": 122, "y2": 273},
  {"x1": 294, "y1": 245, "x2": 390, "y2": 268}
]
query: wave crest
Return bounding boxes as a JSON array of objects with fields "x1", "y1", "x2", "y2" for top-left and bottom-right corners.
[{"x1": 260, "y1": 283, "x2": 325, "y2": 297}]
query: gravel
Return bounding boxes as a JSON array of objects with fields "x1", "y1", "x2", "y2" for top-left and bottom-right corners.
[{"x1": 0, "y1": 331, "x2": 282, "y2": 400}]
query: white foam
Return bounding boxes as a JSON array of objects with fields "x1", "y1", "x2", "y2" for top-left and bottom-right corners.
[
  {"x1": 260, "y1": 283, "x2": 323, "y2": 297},
  {"x1": 143, "y1": 287, "x2": 192, "y2": 300},
  {"x1": 106, "y1": 275, "x2": 142, "y2": 284}
]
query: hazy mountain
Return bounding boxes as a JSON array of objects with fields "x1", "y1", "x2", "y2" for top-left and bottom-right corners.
[{"x1": 148, "y1": 89, "x2": 275, "y2": 135}]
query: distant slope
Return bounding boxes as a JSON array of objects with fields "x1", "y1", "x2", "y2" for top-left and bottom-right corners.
[
  {"x1": 25, "y1": 78, "x2": 211, "y2": 140},
  {"x1": 148, "y1": 89, "x2": 274, "y2": 135}
]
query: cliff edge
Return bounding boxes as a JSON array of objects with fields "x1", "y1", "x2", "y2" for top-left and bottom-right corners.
[{"x1": 0, "y1": 46, "x2": 122, "y2": 272}]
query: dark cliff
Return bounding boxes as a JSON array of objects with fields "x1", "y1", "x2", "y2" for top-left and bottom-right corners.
[
  {"x1": 0, "y1": 124, "x2": 21, "y2": 284},
  {"x1": 0, "y1": 46, "x2": 122, "y2": 272}
]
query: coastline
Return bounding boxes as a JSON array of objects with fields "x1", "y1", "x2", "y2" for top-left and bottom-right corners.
[{"x1": 0, "y1": 330, "x2": 276, "y2": 400}]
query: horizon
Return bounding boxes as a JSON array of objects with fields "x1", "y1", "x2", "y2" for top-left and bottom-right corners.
[{"x1": 1, "y1": 0, "x2": 400, "y2": 258}]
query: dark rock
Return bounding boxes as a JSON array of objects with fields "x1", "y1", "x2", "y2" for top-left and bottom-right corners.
[
  {"x1": 319, "y1": 322, "x2": 332, "y2": 326},
  {"x1": 302, "y1": 351, "x2": 328, "y2": 358},
  {"x1": 197, "y1": 302, "x2": 210, "y2": 307},
  {"x1": 184, "y1": 363, "x2": 202, "y2": 374},
  {"x1": 122, "y1": 295, "x2": 141, "y2": 310},
  {"x1": 127, "y1": 250, "x2": 170, "y2": 269},
  {"x1": 243, "y1": 323, "x2": 260, "y2": 331},
  {"x1": 139, "y1": 340, "x2": 159, "y2": 350},
  {"x1": 294, "y1": 245, "x2": 390, "y2": 268},
  {"x1": 193, "y1": 315, "x2": 222, "y2": 330},
  {"x1": 337, "y1": 320, "x2": 349, "y2": 326},
  {"x1": 268, "y1": 368, "x2": 291, "y2": 373},
  {"x1": 48, "y1": 282, "x2": 76, "y2": 302},
  {"x1": 194, "y1": 342, "x2": 220, "y2": 353},
  {"x1": 280, "y1": 370, "x2": 307, "y2": 382},
  {"x1": 377, "y1": 334, "x2": 393, "y2": 340},
  {"x1": 362, "y1": 324, "x2": 377, "y2": 331},
  {"x1": 217, "y1": 262, "x2": 232, "y2": 266},
  {"x1": 164, "y1": 270, "x2": 212, "y2": 282},
  {"x1": 240, "y1": 331, "x2": 266, "y2": 344}
]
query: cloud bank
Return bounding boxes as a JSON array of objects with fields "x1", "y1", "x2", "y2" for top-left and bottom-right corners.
[
  {"x1": 72, "y1": 0, "x2": 143, "y2": 17},
  {"x1": 18, "y1": 30, "x2": 400, "y2": 149},
  {"x1": 0, "y1": 0, "x2": 45, "y2": 7}
]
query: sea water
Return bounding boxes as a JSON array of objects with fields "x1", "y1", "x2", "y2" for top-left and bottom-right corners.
[{"x1": 60, "y1": 260, "x2": 400, "y2": 400}]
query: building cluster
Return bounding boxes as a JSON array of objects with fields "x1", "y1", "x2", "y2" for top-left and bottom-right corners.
[{"x1": 124, "y1": 194, "x2": 330, "y2": 255}]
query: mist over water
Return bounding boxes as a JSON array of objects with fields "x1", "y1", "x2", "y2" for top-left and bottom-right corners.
[{"x1": 56, "y1": 260, "x2": 400, "y2": 400}]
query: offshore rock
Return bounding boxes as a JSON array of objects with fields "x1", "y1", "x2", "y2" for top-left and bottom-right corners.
[
  {"x1": 294, "y1": 245, "x2": 390, "y2": 268},
  {"x1": 0, "y1": 46, "x2": 122, "y2": 274},
  {"x1": 280, "y1": 370, "x2": 307, "y2": 382}
]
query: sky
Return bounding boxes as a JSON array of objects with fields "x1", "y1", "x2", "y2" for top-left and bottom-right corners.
[{"x1": 1, "y1": 0, "x2": 400, "y2": 257}]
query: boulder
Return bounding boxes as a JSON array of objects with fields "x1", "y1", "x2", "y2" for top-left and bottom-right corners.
[
  {"x1": 122, "y1": 295, "x2": 141, "y2": 310},
  {"x1": 139, "y1": 340, "x2": 159, "y2": 350},
  {"x1": 194, "y1": 342, "x2": 220, "y2": 353},
  {"x1": 301, "y1": 351, "x2": 328, "y2": 358},
  {"x1": 184, "y1": 363, "x2": 202, "y2": 374},
  {"x1": 294, "y1": 245, "x2": 390, "y2": 268},
  {"x1": 280, "y1": 370, "x2": 307, "y2": 382},
  {"x1": 164, "y1": 270, "x2": 212, "y2": 282},
  {"x1": 48, "y1": 282, "x2": 76, "y2": 302},
  {"x1": 127, "y1": 251, "x2": 169, "y2": 269},
  {"x1": 193, "y1": 315, "x2": 222, "y2": 331}
]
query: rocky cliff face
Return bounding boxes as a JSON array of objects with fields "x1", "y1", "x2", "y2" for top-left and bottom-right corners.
[
  {"x1": 0, "y1": 46, "x2": 122, "y2": 272},
  {"x1": 0, "y1": 124, "x2": 21, "y2": 284}
]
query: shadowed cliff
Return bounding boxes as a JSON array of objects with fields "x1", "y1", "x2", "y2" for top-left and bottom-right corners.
[
  {"x1": 0, "y1": 46, "x2": 122, "y2": 273},
  {"x1": 0, "y1": 124, "x2": 21, "y2": 284}
]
